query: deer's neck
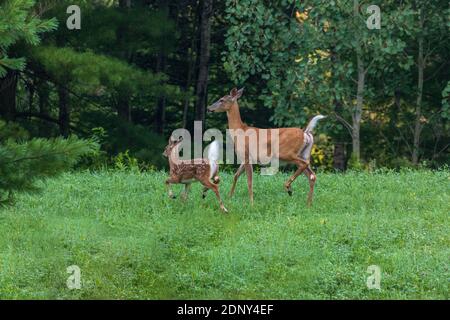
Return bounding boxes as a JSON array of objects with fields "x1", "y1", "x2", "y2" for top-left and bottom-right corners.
[
  {"x1": 168, "y1": 146, "x2": 180, "y2": 168},
  {"x1": 226, "y1": 102, "x2": 245, "y2": 130}
]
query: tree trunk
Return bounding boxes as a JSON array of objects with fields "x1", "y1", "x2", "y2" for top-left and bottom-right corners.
[
  {"x1": 194, "y1": 0, "x2": 212, "y2": 130},
  {"x1": 117, "y1": 95, "x2": 131, "y2": 122},
  {"x1": 38, "y1": 82, "x2": 51, "y2": 136},
  {"x1": 352, "y1": 53, "x2": 364, "y2": 161},
  {"x1": 155, "y1": 53, "x2": 166, "y2": 134},
  {"x1": 183, "y1": 45, "x2": 196, "y2": 129},
  {"x1": 27, "y1": 80, "x2": 35, "y2": 113},
  {"x1": 351, "y1": 0, "x2": 364, "y2": 162},
  {"x1": 38, "y1": 82, "x2": 50, "y2": 116},
  {"x1": 58, "y1": 85, "x2": 70, "y2": 138},
  {"x1": 412, "y1": 8, "x2": 425, "y2": 165},
  {"x1": 0, "y1": 70, "x2": 18, "y2": 121},
  {"x1": 333, "y1": 100, "x2": 347, "y2": 171},
  {"x1": 330, "y1": 44, "x2": 347, "y2": 171}
]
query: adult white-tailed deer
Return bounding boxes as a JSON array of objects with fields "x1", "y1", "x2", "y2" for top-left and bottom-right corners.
[
  {"x1": 163, "y1": 136, "x2": 228, "y2": 212},
  {"x1": 207, "y1": 88, "x2": 325, "y2": 206}
]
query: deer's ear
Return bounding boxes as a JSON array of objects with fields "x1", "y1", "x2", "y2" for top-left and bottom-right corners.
[
  {"x1": 236, "y1": 88, "x2": 244, "y2": 99},
  {"x1": 230, "y1": 88, "x2": 238, "y2": 96}
]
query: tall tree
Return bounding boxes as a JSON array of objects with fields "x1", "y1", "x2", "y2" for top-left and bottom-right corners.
[
  {"x1": 409, "y1": 1, "x2": 448, "y2": 165},
  {"x1": 194, "y1": 0, "x2": 212, "y2": 130},
  {"x1": 224, "y1": 0, "x2": 414, "y2": 163}
]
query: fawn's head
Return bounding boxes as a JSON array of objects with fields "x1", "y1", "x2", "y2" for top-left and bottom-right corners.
[
  {"x1": 162, "y1": 136, "x2": 183, "y2": 158},
  {"x1": 207, "y1": 88, "x2": 244, "y2": 113}
]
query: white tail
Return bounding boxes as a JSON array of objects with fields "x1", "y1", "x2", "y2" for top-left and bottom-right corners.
[
  {"x1": 207, "y1": 140, "x2": 220, "y2": 162},
  {"x1": 305, "y1": 115, "x2": 326, "y2": 133},
  {"x1": 207, "y1": 140, "x2": 220, "y2": 180}
]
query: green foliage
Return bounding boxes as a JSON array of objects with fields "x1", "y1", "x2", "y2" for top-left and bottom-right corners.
[
  {"x1": 0, "y1": 120, "x2": 29, "y2": 141},
  {"x1": 347, "y1": 153, "x2": 363, "y2": 171},
  {"x1": 223, "y1": 0, "x2": 449, "y2": 167},
  {"x1": 0, "y1": 170, "x2": 448, "y2": 298},
  {"x1": 47, "y1": 1, "x2": 176, "y2": 57},
  {"x1": 112, "y1": 150, "x2": 140, "y2": 172},
  {"x1": 224, "y1": 0, "x2": 308, "y2": 126},
  {"x1": 79, "y1": 111, "x2": 167, "y2": 168},
  {"x1": 0, "y1": 0, "x2": 57, "y2": 76},
  {"x1": 31, "y1": 46, "x2": 168, "y2": 96},
  {"x1": 0, "y1": 135, "x2": 98, "y2": 200}
]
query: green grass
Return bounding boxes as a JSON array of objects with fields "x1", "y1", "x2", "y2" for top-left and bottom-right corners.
[{"x1": 0, "y1": 169, "x2": 449, "y2": 299}]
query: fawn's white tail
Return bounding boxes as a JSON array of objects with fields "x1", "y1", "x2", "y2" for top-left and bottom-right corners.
[
  {"x1": 207, "y1": 140, "x2": 220, "y2": 162},
  {"x1": 207, "y1": 140, "x2": 220, "y2": 179},
  {"x1": 305, "y1": 115, "x2": 326, "y2": 133}
]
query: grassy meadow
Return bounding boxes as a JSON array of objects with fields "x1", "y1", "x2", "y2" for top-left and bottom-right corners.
[{"x1": 0, "y1": 169, "x2": 448, "y2": 299}]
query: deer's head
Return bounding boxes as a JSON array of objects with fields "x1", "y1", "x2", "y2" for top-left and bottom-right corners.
[
  {"x1": 162, "y1": 136, "x2": 183, "y2": 158},
  {"x1": 207, "y1": 88, "x2": 244, "y2": 113}
]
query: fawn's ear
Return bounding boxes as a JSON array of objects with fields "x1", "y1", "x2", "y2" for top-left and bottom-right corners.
[{"x1": 230, "y1": 88, "x2": 238, "y2": 97}]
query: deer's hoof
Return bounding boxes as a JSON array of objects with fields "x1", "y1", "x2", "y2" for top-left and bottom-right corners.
[
  {"x1": 169, "y1": 195, "x2": 177, "y2": 199},
  {"x1": 287, "y1": 190, "x2": 293, "y2": 196},
  {"x1": 202, "y1": 194, "x2": 206, "y2": 199}
]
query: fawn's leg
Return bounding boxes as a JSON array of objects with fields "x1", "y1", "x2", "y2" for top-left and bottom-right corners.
[
  {"x1": 245, "y1": 164, "x2": 254, "y2": 205},
  {"x1": 229, "y1": 163, "x2": 245, "y2": 197},
  {"x1": 303, "y1": 166, "x2": 316, "y2": 206},
  {"x1": 200, "y1": 179, "x2": 228, "y2": 213},
  {"x1": 202, "y1": 186, "x2": 209, "y2": 199},
  {"x1": 165, "y1": 177, "x2": 179, "y2": 199},
  {"x1": 284, "y1": 159, "x2": 308, "y2": 196},
  {"x1": 181, "y1": 183, "x2": 191, "y2": 201}
]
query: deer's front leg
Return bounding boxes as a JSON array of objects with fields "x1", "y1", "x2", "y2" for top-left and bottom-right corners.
[
  {"x1": 165, "y1": 177, "x2": 178, "y2": 199},
  {"x1": 181, "y1": 183, "x2": 191, "y2": 201},
  {"x1": 229, "y1": 163, "x2": 245, "y2": 198},
  {"x1": 245, "y1": 164, "x2": 254, "y2": 205}
]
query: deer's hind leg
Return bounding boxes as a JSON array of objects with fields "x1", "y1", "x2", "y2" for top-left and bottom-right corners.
[
  {"x1": 200, "y1": 179, "x2": 228, "y2": 213},
  {"x1": 284, "y1": 158, "x2": 308, "y2": 196},
  {"x1": 202, "y1": 186, "x2": 209, "y2": 199},
  {"x1": 229, "y1": 163, "x2": 245, "y2": 198},
  {"x1": 244, "y1": 164, "x2": 254, "y2": 205},
  {"x1": 303, "y1": 166, "x2": 316, "y2": 206}
]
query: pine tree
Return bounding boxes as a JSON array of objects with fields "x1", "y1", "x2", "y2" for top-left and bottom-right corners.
[
  {"x1": 0, "y1": 0, "x2": 57, "y2": 77},
  {"x1": 0, "y1": 1, "x2": 98, "y2": 203},
  {"x1": 0, "y1": 123, "x2": 98, "y2": 202}
]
